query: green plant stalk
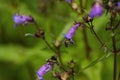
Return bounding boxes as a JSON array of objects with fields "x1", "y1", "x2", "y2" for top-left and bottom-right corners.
[
  {"x1": 79, "y1": 0, "x2": 91, "y2": 59},
  {"x1": 119, "y1": 71, "x2": 120, "y2": 80},
  {"x1": 87, "y1": 22, "x2": 104, "y2": 47},
  {"x1": 111, "y1": 23, "x2": 117, "y2": 80},
  {"x1": 112, "y1": 31, "x2": 117, "y2": 80},
  {"x1": 91, "y1": 27, "x2": 104, "y2": 46},
  {"x1": 33, "y1": 21, "x2": 56, "y2": 53},
  {"x1": 56, "y1": 46, "x2": 64, "y2": 69},
  {"x1": 34, "y1": 19, "x2": 67, "y2": 73},
  {"x1": 110, "y1": 9, "x2": 117, "y2": 80}
]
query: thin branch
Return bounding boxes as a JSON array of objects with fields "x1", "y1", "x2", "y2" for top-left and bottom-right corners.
[
  {"x1": 43, "y1": 38, "x2": 56, "y2": 53},
  {"x1": 110, "y1": 9, "x2": 118, "y2": 80},
  {"x1": 87, "y1": 22, "x2": 105, "y2": 47}
]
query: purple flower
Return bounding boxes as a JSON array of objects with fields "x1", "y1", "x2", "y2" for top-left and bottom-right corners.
[
  {"x1": 117, "y1": 2, "x2": 120, "y2": 7},
  {"x1": 65, "y1": 0, "x2": 73, "y2": 3},
  {"x1": 88, "y1": 0, "x2": 103, "y2": 18},
  {"x1": 13, "y1": 13, "x2": 34, "y2": 28},
  {"x1": 117, "y1": 2, "x2": 120, "y2": 12},
  {"x1": 37, "y1": 62, "x2": 54, "y2": 80},
  {"x1": 64, "y1": 22, "x2": 81, "y2": 46}
]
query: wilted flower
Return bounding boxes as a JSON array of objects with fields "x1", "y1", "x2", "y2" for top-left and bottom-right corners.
[
  {"x1": 88, "y1": 0, "x2": 103, "y2": 18},
  {"x1": 64, "y1": 22, "x2": 81, "y2": 47},
  {"x1": 37, "y1": 62, "x2": 54, "y2": 80},
  {"x1": 13, "y1": 13, "x2": 34, "y2": 28}
]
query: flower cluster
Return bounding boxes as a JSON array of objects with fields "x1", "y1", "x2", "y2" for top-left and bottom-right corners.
[
  {"x1": 64, "y1": 22, "x2": 81, "y2": 47},
  {"x1": 37, "y1": 62, "x2": 54, "y2": 80},
  {"x1": 12, "y1": 0, "x2": 120, "y2": 80},
  {"x1": 88, "y1": 0, "x2": 103, "y2": 18},
  {"x1": 13, "y1": 13, "x2": 34, "y2": 28}
]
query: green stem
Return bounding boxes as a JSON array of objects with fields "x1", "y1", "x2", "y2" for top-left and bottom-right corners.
[
  {"x1": 88, "y1": 22, "x2": 104, "y2": 47},
  {"x1": 91, "y1": 27, "x2": 104, "y2": 46},
  {"x1": 110, "y1": 9, "x2": 118, "y2": 80},
  {"x1": 112, "y1": 30, "x2": 117, "y2": 80},
  {"x1": 56, "y1": 59, "x2": 67, "y2": 72},
  {"x1": 33, "y1": 21, "x2": 56, "y2": 53},
  {"x1": 79, "y1": 0, "x2": 91, "y2": 59},
  {"x1": 56, "y1": 47, "x2": 64, "y2": 67},
  {"x1": 119, "y1": 71, "x2": 120, "y2": 80},
  {"x1": 33, "y1": 21, "x2": 41, "y2": 31},
  {"x1": 43, "y1": 38, "x2": 56, "y2": 53}
]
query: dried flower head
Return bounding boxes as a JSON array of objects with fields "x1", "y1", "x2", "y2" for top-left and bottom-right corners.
[
  {"x1": 37, "y1": 62, "x2": 54, "y2": 80},
  {"x1": 13, "y1": 13, "x2": 34, "y2": 28},
  {"x1": 64, "y1": 22, "x2": 81, "y2": 47},
  {"x1": 88, "y1": 0, "x2": 103, "y2": 18}
]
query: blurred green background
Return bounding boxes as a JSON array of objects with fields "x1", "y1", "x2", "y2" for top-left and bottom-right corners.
[{"x1": 0, "y1": 0, "x2": 120, "y2": 80}]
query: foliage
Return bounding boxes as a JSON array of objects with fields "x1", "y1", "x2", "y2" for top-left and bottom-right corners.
[{"x1": 0, "y1": 0, "x2": 120, "y2": 80}]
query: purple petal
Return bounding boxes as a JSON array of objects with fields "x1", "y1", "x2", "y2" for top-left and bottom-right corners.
[
  {"x1": 65, "y1": 0, "x2": 73, "y2": 3},
  {"x1": 117, "y1": 2, "x2": 120, "y2": 7},
  {"x1": 64, "y1": 23, "x2": 80, "y2": 40},
  {"x1": 14, "y1": 24, "x2": 18, "y2": 28},
  {"x1": 88, "y1": 2, "x2": 103, "y2": 18},
  {"x1": 37, "y1": 62, "x2": 53, "y2": 80},
  {"x1": 13, "y1": 13, "x2": 34, "y2": 28}
]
